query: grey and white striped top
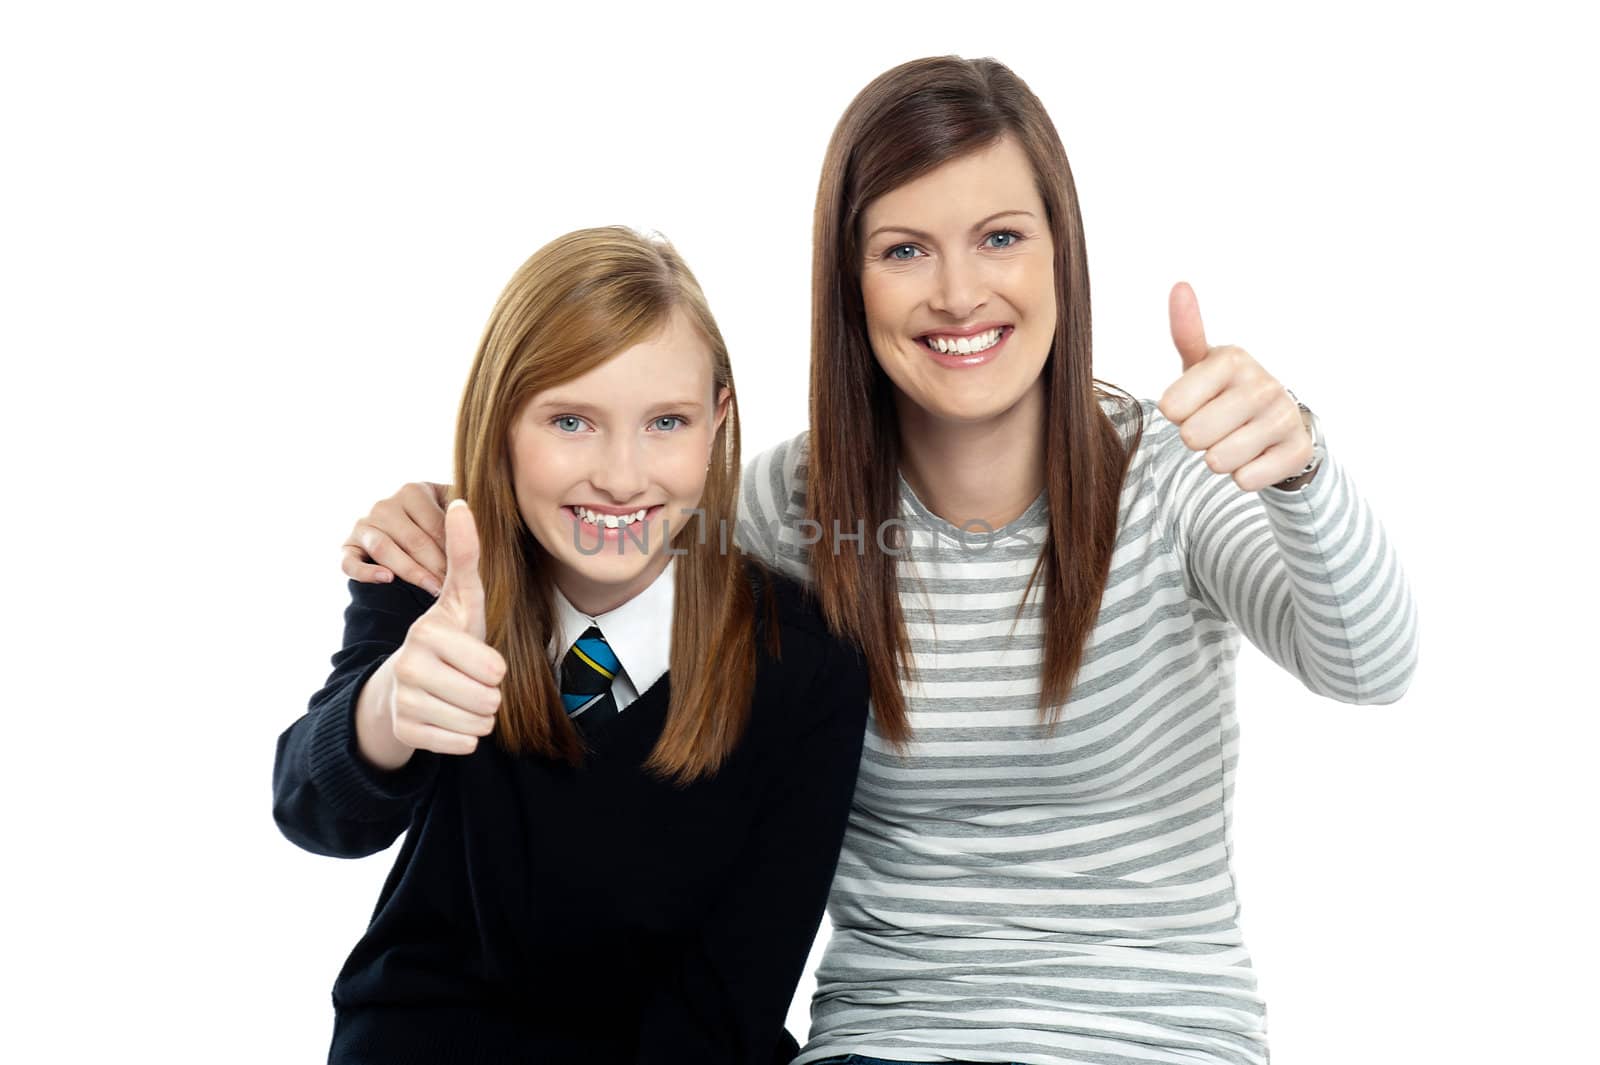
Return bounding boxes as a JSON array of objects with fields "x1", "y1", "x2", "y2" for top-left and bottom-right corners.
[{"x1": 736, "y1": 398, "x2": 1418, "y2": 1065}]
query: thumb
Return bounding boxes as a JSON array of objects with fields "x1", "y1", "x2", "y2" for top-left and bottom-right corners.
[
  {"x1": 439, "y1": 498, "x2": 487, "y2": 641},
  {"x1": 1168, "y1": 281, "x2": 1210, "y2": 370}
]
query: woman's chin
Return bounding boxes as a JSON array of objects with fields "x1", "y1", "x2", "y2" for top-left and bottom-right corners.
[
  {"x1": 903, "y1": 385, "x2": 1042, "y2": 429},
  {"x1": 885, "y1": 355, "x2": 1048, "y2": 429}
]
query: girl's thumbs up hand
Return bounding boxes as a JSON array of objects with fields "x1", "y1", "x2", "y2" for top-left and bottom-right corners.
[
  {"x1": 355, "y1": 500, "x2": 507, "y2": 770},
  {"x1": 434, "y1": 499, "x2": 488, "y2": 643}
]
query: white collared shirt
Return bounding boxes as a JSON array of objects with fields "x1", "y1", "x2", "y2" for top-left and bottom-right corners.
[{"x1": 548, "y1": 559, "x2": 675, "y2": 714}]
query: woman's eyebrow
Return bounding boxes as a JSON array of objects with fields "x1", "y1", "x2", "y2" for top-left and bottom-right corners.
[{"x1": 864, "y1": 210, "x2": 1037, "y2": 244}]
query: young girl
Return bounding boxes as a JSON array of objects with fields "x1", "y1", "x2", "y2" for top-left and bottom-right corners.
[
  {"x1": 339, "y1": 58, "x2": 1418, "y2": 1065},
  {"x1": 273, "y1": 226, "x2": 870, "y2": 1064}
]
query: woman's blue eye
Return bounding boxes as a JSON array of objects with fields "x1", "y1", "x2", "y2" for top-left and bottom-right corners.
[
  {"x1": 652, "y1": 416, "x2": 685, "y2": 431},
  {"x1": 553, "y1": 415, "x2": 585, "y2": 432},
  {"x1": 985, "y1": 230, "x2": 1021, "y2": 249},
  {"x1": 887, "y1": 244, "x2": 921, "y2": 261}
]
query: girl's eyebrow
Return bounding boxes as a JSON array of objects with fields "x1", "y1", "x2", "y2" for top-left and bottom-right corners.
[
  {"x1": 531, "y1": 397, "x2": 707, "y2": 415},
  {"x1": 864, "y1": 209, "x2": 1037, "y2": 244}
]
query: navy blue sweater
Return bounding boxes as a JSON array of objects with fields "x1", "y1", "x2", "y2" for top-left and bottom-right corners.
[{"x1": 272, "y1": 565, "x2": 869, "y2": 1064}]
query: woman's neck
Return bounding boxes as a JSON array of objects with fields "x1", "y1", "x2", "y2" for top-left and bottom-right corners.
[{"x1": 893, "y1": 378, "x2": 1048, "y2": 533}]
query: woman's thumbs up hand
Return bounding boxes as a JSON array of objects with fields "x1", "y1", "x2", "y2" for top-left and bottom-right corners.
[
  {"x1": 1157, "y1": 282, "x2": 1314, "y2": 493},
  {"x1": 355, "y1": 500, "x2": 507, "y2": 770}
]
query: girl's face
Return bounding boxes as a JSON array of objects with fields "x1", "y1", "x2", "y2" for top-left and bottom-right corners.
[
  {"x1": 857, "y1": 135, "x2": 1057, "y2": 429},
  {"x1": 508, "y1": 307, "x2": 731, "y2": 615}
]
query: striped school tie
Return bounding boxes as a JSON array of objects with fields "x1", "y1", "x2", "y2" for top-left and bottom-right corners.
[{"x1": 559, "y1": 624, "x2": 620, "y2": 735}]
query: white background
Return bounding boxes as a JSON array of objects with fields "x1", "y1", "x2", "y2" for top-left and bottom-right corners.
[{"x1": 3, "y1": 2, "x2": 1594, "y2": 1062}]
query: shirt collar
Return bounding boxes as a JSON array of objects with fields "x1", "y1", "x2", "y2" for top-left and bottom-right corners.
[{"x1": 549, "y1": 559, "x2": 675, "y2": 695}]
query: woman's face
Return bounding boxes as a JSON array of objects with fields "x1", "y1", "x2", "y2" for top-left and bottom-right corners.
[
  {"x1": 507, "y1": 307, "x2": 731, "y2": 615},
  {"x1": 857, "y1": 134, "x2": 1056, "y2": 428}
]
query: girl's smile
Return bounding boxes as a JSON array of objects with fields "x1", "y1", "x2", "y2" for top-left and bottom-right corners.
[{"x1": 563, "y1": 503, "x2": 667, "y2": 543}]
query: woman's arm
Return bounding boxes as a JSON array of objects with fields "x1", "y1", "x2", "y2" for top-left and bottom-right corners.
[
  {"x1": 736, "y1": 432, "x2": 815, "y2": 581},
  {"x1": 634, "y1": 631, "x2": 871, "y2": 1064},
  {"x1": 1155, "y1": 408, "x2": 1420, "y2": 704},
  {"x1": 1152, "y1": 288, "x2": 1418, "y2": 703}
]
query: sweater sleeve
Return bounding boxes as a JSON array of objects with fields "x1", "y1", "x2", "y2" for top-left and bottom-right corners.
[
  {"x1": 272, "y1": 578, "x2": 442, "y2": 857},
  {"x1": 1150, "y1": 404, "x2": 1420, "y2": 704},
  {"x1": 737, "y1": 432, "x2": 815, "y2": 583},
  {"x1": 633, "y1": 632, "x2": 870, "y2": 1065}
]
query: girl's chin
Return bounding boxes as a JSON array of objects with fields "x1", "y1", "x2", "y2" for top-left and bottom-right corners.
[
  {"x1": 549, "y1": 539, "x2": 665, "y2": 573},
  {"x1": 548, "y1": 549, "x2": 669, "y2": 603}
]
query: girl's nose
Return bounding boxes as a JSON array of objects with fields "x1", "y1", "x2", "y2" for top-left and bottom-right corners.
[{"x1": 588, "y1": 436, "x2": 649, "y2": 502}]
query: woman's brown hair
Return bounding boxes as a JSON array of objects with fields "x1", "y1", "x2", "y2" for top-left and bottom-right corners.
[
  {"x1": 452, "y1": 226, "x2": 767, "y2": 784},
  {"x1": 809, "y1": 56, "x2": 1144, "y2": 745}
]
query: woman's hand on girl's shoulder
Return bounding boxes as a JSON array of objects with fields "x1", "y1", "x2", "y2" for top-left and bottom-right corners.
[{"x1": 341, "y1": 481, "x2": 453, "y2": 596}]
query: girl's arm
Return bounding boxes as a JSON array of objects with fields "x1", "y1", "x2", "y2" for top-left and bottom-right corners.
[{"x1": 272, "y1": 578, "x2": 442, "y2": 857}]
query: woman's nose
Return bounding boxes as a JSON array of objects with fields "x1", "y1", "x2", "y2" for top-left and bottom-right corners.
[{"x1": 929, "y1": 252, "x2": 986, "y2": 319}]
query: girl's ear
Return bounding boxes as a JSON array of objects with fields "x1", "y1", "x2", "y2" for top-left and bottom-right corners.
[{"x1": 711, "y1": 385, "x2": 732, "y2": 438}]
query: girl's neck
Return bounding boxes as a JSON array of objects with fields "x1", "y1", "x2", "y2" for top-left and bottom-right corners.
[{"x1": 893, "y1": 378, "x2": 1048, "y2": 533}]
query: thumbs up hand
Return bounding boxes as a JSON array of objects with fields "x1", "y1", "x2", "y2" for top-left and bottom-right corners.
[
  {"x1": 1157, "y1": 282, "x2": 1314, "y2": 493},
  {"x1": 433, "y1": 498, "x2": 488, "y2": 643},
  {"x1": 367, "y1": 499, "x2": 506, "y2": 765}
]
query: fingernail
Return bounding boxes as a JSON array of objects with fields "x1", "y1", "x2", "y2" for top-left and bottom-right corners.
[{"x1": 426, "y1": 581, "x2": 442, "y2": 597}]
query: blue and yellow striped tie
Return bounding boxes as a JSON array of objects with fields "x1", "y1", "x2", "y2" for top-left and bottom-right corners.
[{"x1": 559, "y1": 625, "x2": 620, "y2": 735}]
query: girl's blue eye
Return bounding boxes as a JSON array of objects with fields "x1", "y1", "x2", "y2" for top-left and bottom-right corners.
[
  {"x1": 652, "y1": 416, "x2": 685, "y2": 432},
  {"x1": 985, "y1": 230, "x2": 1022, "y2": 249},
  {"x1": 887, "y1": 244, "x2": 921, "y2": 261},
  {"x1": 553, "y1": 415, "x2": 585, "y2": 432}
]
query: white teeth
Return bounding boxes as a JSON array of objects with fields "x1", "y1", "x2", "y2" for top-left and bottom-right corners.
[
  {"x1": 574, "y1": 506, "x2": 650, "y2": 526},
  {"x1": 927, "y1": 328, "x2": 1002, "y2": 355}
]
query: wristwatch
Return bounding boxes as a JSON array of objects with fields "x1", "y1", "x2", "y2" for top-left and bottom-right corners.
[{"x1": 1272, "y1": 391, "x2": 1324, "y2": 491}]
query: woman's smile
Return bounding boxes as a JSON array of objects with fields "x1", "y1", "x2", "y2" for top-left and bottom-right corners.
[{"x1": 916, "y1": 324, "x2": 1014, "y2": 367}]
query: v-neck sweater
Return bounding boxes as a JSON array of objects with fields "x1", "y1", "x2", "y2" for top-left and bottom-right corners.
[{"x1": 273, "y1": 564, "x2": 870, "y2": 1064}]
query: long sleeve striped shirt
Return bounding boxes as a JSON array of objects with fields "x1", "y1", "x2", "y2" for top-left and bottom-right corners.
[{"x1": 736, "y1": 398, "x2": 1419, "y2": 1065}]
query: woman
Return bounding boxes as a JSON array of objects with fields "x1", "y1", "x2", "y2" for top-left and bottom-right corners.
[
  {"x1": 274, "y1": 226, "x2": 870, "y2": 1064},
  {"x1": 342, "y1": 59, "x2": 1418, "y2": 1065}
]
